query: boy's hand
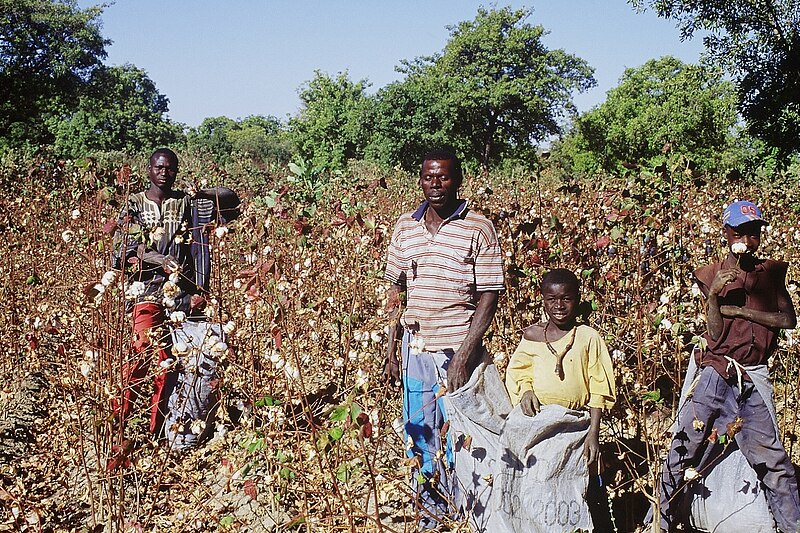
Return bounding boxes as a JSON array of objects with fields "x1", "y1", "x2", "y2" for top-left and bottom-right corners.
[
  {"x1": 520, "y1": 390, "x2": 541, "y2": 416},
  {"x1": 584, "y1": 432, "x2": 600, "y2": 466},
  {"x1": 709, "y1": 268, "x2": 739, "y2": 295}
]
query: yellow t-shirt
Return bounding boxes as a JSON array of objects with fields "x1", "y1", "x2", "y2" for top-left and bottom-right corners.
[{"x1": 505, "y1": 324, "x2": 616, "y2": 410}]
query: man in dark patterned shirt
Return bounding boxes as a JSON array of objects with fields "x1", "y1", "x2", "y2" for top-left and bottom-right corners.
[{"x1": 112, "y1": 148, "x2": 239, "y2": 436}]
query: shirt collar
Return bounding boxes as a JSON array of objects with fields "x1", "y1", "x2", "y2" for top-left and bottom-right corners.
[{"x1": 411, "y1": 199, "x2": 468, "y2": 222}]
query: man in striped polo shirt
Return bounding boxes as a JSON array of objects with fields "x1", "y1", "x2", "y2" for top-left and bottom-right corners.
[{"x1": 384, "y1": 149, "x2": 504, "y2": 528}]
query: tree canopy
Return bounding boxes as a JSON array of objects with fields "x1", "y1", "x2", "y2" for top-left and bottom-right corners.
[
  {"x1": 0, "y1": 0, "x2": 107, "y2": 149},
  {"x1": 187, "y1": 115, "x2": 291, "y2": 167},
  {"x1": 631, "y1": 0, "x2": 800, "y2": 161},
  {"x1": 1, "y1": 0, "x2": 180, "y2": 156},
  {"x1": 288, "y1": 71, "x2": 373, "y2": 171},
  {"x1": 554, "y1": 56, "x2": 739, "y2": 175},
  {"x1": 51, "y1": 64, "x2": 182, "y2": 157},
  {"x1": 371, "y1": 7, "x2": 595, "y2": 172}
]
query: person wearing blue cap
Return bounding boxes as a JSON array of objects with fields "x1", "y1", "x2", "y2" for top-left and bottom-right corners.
[{"x1": 657, "y1": 200, "x2": 800, "y2": 532}]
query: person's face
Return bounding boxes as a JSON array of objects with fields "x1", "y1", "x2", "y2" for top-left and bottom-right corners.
[
  {"x1": 542, "y1": 282, "x2": 579, "y2": 329},
  {"x1": 419, "y1": 159, "x2": 460, "y2": 211},
  {"x1": 724, "y1": 222, "x2": 762, "y2": 256},
  {"x1": 148, "y1": 154, "x2": 178, "y2": 191}
]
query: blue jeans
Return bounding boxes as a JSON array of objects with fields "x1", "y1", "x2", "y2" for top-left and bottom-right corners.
[
  {"x1": 659, "y1": 365, "x2": 800, "y2": 532},
  {"x1": 401, "y1": 330, "x2": 459, "y2": 529}
]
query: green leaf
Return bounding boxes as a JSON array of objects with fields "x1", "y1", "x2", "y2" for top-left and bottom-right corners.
[
  {"x1": 641, "y1": 390, "x2": 661, "y2": 402},
  {"x1": 219, "y1": 515, "x2": 234, "y2": 528},
  {"x1": 336, "y1": 463, "x2": 351, "y2": 483},
  {"x1": 279, "y1": 467, "x2": 296, "y2": 480},
  {"x1": 328, "y1": 427, "x2": 344, "y2": 441},
  {"x1": 329, "y1": 406, "x2": 349, "y2": 422}
]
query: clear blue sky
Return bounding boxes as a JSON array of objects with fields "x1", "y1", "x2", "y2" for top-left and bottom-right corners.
[{"x1": 87, "y1": 1, "x2": 705, "y2": 127}]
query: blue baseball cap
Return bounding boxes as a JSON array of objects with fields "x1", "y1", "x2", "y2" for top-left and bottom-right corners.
[{"x1": 723, "y1": 201, "x2": 768, "y2": 228}]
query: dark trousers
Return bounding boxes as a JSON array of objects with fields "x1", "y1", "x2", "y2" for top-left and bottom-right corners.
[{"x1": 659, "y1": 366, "x2": 800, "y2": 532}]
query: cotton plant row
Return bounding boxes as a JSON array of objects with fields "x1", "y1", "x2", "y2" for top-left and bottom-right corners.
[{"x1": 4, "y1": 157, "x2": 800, "y2": 531}]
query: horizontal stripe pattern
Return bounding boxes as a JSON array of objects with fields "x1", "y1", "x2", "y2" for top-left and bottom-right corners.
[{"x1": 385, "y1": 203, "x2": 504, "y2": 352}]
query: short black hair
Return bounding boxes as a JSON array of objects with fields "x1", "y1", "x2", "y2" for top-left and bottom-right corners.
[
  {"x1": 150, "y1": 148, "x2": 178, "y2": 167},
  {"x1": 541, "y1": 268, "x2": 580, "y2": 295},
  {"x1": 421, "y1": 149, "x2": 462, "y2": 183}
]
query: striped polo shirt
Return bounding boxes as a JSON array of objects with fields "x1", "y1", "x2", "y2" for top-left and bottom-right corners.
[{"x1": 385, "y1": 200, "x2": 505, "y2": 352}]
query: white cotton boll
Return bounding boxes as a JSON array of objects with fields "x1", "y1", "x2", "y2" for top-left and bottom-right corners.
[
  {"x1": 100, "y1": 270, "x2": 117, "y2": 287},
  {"x1": 162, "y1": 296, "x2": 176, "y2": 309},
  {"x1": 172, "y1": 342, "x2": 189, "y2": 355},
  {"x1": 660, "y1": 318, "x2": 673, "y2": 331},
  {"x1": 493, "y1": 352, "x2": 507, "y2": 363},
  {"x1": 80, "y1": 361, "x2": 93, "y2": 377},
  {"x1": 159, "y1": 358, "x2": 175, "y2": 369},
  {"x1": 211, "y1": 341, "x2": 228, "y2": 354},
  {"x1": 190, "y1": 419, "x2": 206, "y2": 435},
  {"x1": 684, "y1": 467, "x2": 701, "y2": 481},
  {"x1": 233, "y1": 278, "x2": 243, "y2": 290},
  {"x1": 214, "y1": 226, "x2": 228, "y2": 239},
  {"x1": 61, "y1": 230, "x2": 74, "y2": 243},
  {"x1": 125, "y1": 281, "x2": 145, "y2": 299},
  {"x1": 222, "y1": 321, "x2": 236, "y2": 334},
  {"x1": 169, "y1": 311, "x2": 186, "y2": 323},
  {"x1": 169, "y1": 272, "x2": 180, "y2": 283},
  {"x1": 409, "y1": 336, "x2": 426, "y2": 355},
  {"x1": 348, "y1": 349, "x2": 359, "y2": 361},
  {"x1": 370, "y1": 330, "x2": 382, "y2": 343},
  {"x1": 731, "y1": 242, "x2": 747, "y2": 254},
  {"x1": 70, "y1": 208, "x2": 81, "y2": 220}
]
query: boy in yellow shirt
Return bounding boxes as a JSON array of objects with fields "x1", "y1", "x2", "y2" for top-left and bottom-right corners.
[{"x1": 505, "y1": 268, "x2": 616, "y2": 467}]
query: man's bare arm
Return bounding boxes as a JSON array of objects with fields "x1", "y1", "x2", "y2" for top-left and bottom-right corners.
[
  {"x1": 720, "y1": 287, "x2": 797, "y2": 329},
  {"x1": 383, "y1": 283, "x2": 404, "y2": 386},
  {"x1": 447, "y1": 290, "x2": 499, "y2": 392}
]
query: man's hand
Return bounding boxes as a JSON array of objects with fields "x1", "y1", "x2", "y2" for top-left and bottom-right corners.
[
  {"x1": 162, "y1": 256, "x2": 180, "y2": 273},
  {"x1": 584, "y1": 432, "x2": 600, "y2": 468},
  {"x1": 520, "y1": 390, "x2": 541, "y2": 416},
  {"x1": 383, "y1": 354, "x2": 401, "y2": 389},
  {"x1": 709, "y1": 267, "x2": 739, "y2": 295},
  {"x1": 447, "y1": 358, "x2": 469, "y2": 393},
  {"x1": 189, "y1": 294, "x2": 207, "y2": 312}
]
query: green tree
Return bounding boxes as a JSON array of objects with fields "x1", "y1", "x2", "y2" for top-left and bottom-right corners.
[
  {"x1": 554, "y1": 56, "x2": 739, "y2": 174},
  {"x1": 371, "y1": 7, "x2": 595, "y2": 172},
  {"x1": 367, "y1": 73, "x2": 454, "y2": 171},
  {"x1": 187, "y1": 115, "x2": 291, "y2": 166},
  {"x1": 50, "y1": 64, "x2": 183, "y2": 157},
  {"x1": 0, "y1": 0, "x2": 108, "y2": 150},
  {"x1": 631, "y1": 0, "x2": 800, "y2": 162},
  {"x1": 289, "y1": 71, "x2": 374, "y2": 171}
]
